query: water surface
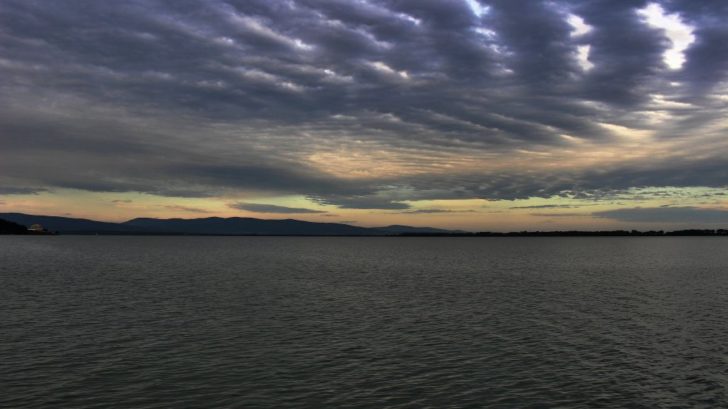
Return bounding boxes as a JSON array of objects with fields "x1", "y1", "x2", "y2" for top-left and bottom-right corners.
[{"x1": 2, "y1": 236, "x2": 727, "y2": 408}]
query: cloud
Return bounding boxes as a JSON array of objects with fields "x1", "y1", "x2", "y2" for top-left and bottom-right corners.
[
  {"x1": 0, "y1": 0, "x2": 727, "y2": 210},
  {"x1": 229, "y1": 202, "x2": 326, "y2": 214},
  {"x1": 0, "y1": 187, "x2": 45, "y2": 195},
  {"x1": 531, "y1": 212, "x2": 592, "y2": 218},
  {"x1": 510, "y1": 204, "x2": 578, "y2": 209},
  {"x1": 401, "y1": 208, "x2": 457, "y2": 214},
  {"x1": 310, "y1": 195, "x2": 411, "y2": 210},
  {"x1": 400, "y1": 208, "x2": 477, "y2": 214},
  {"x1": 163, "y1": 205, "x2": 211, "y2": 213},
  {"x1": 593, "y1": 206, "x2": 728, "y2": 223}
]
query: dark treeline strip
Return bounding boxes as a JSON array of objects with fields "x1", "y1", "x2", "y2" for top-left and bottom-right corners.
[{"x1": 400, "y1": 230, "x2": 728, "y2": 237}]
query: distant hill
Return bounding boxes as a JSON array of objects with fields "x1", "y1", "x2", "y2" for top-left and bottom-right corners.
[
  {"x1": 0, "y1": 213, "x2": 457, "y2": 236},
  {"x1": 0, "y1": 218, "x2": 29, "y2": 234},
  {"x1": 3, "y1": 213, "x2": 728, "y2": 236},
  {"x1": 122, "y1": 217, "x2": 378, "y2": 235},
  {"x1": 0, "y1": 213, "x2": 137, "y2": 234}
]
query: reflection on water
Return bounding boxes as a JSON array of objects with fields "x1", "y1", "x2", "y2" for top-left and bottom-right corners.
[{"x1": 2, "y1": 236, "x2": 727, "y2": 408}]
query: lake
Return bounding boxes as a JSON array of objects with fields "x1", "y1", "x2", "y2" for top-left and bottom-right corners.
[{"x1": 2, "y1": 236, "x2": 727, "y2": 408}]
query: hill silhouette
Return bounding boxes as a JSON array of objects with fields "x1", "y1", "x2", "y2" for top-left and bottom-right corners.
[
  {"x1": 0, "y1": 218, "x2": 29, "y2": 234},
  {"x1": 2, "y1": 213, "x2": 727, "y2": 236},
  {"x1": 0, "y1": 213, "x2": 456, "y2": 236}
]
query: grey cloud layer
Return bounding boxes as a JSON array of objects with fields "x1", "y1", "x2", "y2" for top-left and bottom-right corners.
[
  {"x1": 1, "y1": 0, "x2": 727, "y2": 207},
  {"x1": 229, "y1": 202, "x2": 327, "y2": 214},
  {"x1": 593, "y1": 206, "x2": 728, "y2": 224}
]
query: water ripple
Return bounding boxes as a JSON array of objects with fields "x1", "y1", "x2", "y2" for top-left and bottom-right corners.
[{"x1": 2, "y1": 236, "x2": 728, "y2": 408}]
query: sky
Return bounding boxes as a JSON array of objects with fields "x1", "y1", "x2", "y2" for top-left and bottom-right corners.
[{"x1": 1, "y1": 0, "x2": 728, "y2": 231}]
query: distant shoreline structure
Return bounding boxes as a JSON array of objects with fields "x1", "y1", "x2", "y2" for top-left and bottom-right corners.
[
  {"x1": 1, "y1": 213, "x2": 727, "y2": 237},
  {"x1": 0, "y1": 218, "x2": 55, "y2": 235}
]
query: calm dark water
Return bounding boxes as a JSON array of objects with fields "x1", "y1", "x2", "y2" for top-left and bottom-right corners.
[{"x1": 2, "y1": 236, "x2": 728, "y2": 408}]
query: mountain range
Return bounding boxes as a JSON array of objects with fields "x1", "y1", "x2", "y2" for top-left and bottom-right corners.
[{"x1": 0, "y1": 213, "x2": 458, "y2": 236}]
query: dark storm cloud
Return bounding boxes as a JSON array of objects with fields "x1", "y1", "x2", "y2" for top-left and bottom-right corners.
[
  {"x1": 1, "y1": 0, "x2": 727, "y2": 208},
  {"x1": 0, "y1": 187, "x2": 45, "y2": 195},
  {"x1": 570, "y1": 0, "x2": 667, "y2": 106},
  {"x1": 485, "y1": 0, "x2": 578, "y2": 87},
  {"x1": 229, "y1": 202, "x2": 326, "y2": 214},
  {"x1": 355, "y1": 155, "x2": 728, "y2": 205},
  {"x1": 593, "y1": 206, "x2": 728, "y2": 224},
  {"x1": 661, "y1": 0, "x2": 728, "y2": 96}
]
